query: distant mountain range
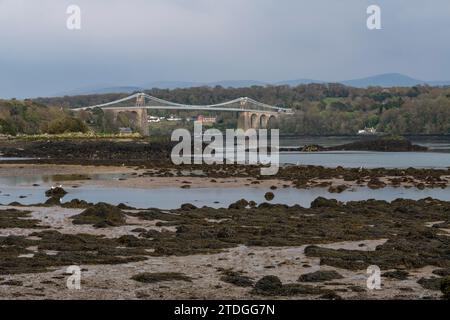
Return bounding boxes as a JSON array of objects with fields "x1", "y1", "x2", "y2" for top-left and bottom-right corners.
[{"x1": 59, "y1": 73, "x2": 450, "y2": 96}]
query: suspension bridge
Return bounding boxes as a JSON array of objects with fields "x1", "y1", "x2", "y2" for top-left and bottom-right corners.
[{"x1": 72, "y1": 92, "x2": 293, "y2": 135}]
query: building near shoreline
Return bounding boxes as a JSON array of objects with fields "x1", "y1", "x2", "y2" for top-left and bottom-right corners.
[
  {"x1": 197, "y1": 115, "x2": 217, "y2": 124},
  {"x1": 358, "y1": 127, "x2": 377, "y2": 135}
]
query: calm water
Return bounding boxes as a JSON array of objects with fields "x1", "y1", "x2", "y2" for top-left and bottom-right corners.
[
  {"x1": 280, "y1": 151, "x2": 450, "y2": 169},
  {"x1": 277, "y1": 136, "x2": 450, "y2": 168},
  {"x1": 1, "y1": 183, "x2": 450, "y2": 209},
  {"x1": 3, "y1": 153, "x2": 450, "y2": 169}
]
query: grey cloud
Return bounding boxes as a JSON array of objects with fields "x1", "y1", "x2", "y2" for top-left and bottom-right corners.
[{"x1": 0, "y1": 0, "x2": 449, "y2": 98}]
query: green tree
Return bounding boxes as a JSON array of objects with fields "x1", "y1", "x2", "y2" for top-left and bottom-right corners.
[{"x1": 47, "y1": 117, "x2": 88, "y2": 134}]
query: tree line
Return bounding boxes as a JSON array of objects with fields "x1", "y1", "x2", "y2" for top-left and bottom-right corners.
[
  {"x1": 0, "y1": 99, "x2": 87, "y2": 135},
  {"x1": 13, "y1": 84, "x2": 450, "y2": 135}
]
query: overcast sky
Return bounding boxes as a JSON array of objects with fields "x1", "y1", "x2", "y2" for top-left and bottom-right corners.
[{"x1": 1, "y1": 0, "x2": 450, "y2": 98}]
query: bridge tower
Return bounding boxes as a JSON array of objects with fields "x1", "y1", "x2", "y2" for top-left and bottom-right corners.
[
  {"x1": 136, "y1": 93, "x2": 145, "y2": 107},
  {"x1": 135, "y1": 93, "x2": 149, "y2": 136}
]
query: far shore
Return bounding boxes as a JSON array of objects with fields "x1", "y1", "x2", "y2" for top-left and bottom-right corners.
[{"x1": 0, "y1": 163, "x2": 449, "y2": 191}]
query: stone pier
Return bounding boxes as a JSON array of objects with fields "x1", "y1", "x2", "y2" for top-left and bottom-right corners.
[{"x1": 108, "y1": 108, "x2": 149, "y2": 136}]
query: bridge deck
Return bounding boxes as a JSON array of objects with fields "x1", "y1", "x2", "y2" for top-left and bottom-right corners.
[{"x1": 74, "y1": 105, "x2": 290, "y2": 114}]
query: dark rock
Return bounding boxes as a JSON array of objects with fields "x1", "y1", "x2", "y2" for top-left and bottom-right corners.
[
  {"x1": 301, "y1": 145, "x2": 325, "y2": 152},
  {"x1": 383, "y1": 270, "x2": 409, "y2": 280},
  {"x1": 0, "y1": 280, "x2": 23, "y2": 286},
  {"x1": 253, "y1": 276, "x2": 283, "y2": 294},
  {"x1": 367, "y1": 178, "x2": 386, "y2": 189},
  {"x1": 328, "y1": 185, "x2": 348, "y2": 194},
  {"x1": 220, "y1": 271, "x2": 253, "y2": 287},
  {"x1": 433, "y1": 269, "x2": 450, "y2": 277},
  {"x1": 44, "y1": 197, "x2": 61, "y2": 206},
  {"x1": 310, "y1": 197, "x2": 340, "y2": 208},
  {"x1": 327, "y1": 136, "x2": 427, "y2": 152},
  {"x1": 228, "y1": 199, "x2": 249, "y2": 210},
  {"x1": 131, "y1": 272, "x2": 191, "y2": 283},
  {"x1": 264, "y1": 192, "x2": 275, "y2": 201},
  {"x1": 417, "y1": 277, "x2": 441, "y2": 291},
  {"x1": 117, "y1": 203, "x2": 136, "y2": 210},
  {"x1": 45, "y1": 187, "x2": 67, "y2": 198},
  {"x1": 349, "y1": 285, "x2": 366, "y2": 293},
  {"x1": 217, "y1": 227, "x2": 234, "y2": 239},
  {"x1": 61, "y1": 199, "x2": 90, "y2": 208},
  {"x1": 180, "y1": 203, "x2": 197, "y2": 211},
  {"x1": 319, "y1": 291, "x2": 343, "y2": 300},
  {"x1": 71, "y1": 203, "x2": 126, "y2": 227},
  {"x1": 298, "y1": 270, "x2": 343, "y2": 283}
]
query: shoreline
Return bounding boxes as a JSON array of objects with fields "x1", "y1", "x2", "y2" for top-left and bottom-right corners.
[{"x1": 0, "y1": 163, "x2": 449, "y2": 191}]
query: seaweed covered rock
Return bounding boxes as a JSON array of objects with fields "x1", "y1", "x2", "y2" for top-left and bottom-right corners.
[
  {"x1": 71, "y1": 203, "x2": 126, "y2": 228},
  {"x1": 328, "y1": 185, "x2": 348, "y2": 194},
  {"x1": 298, "y1": 270, "x2": 343, "y2": 283},
  {"x1": 45, "y1": 187, "x2": 67, "y2": 198},
  {"x1": 62, "y1": 199, "x2": 91, "y2": 208},
  {"x1": 433, "y1": 269, "x2": 450, "y2": 277},
  {"x1": 417, "y1": 277, "x2": 441, "y2": 290},
  {"x1": 301, "y1": 144, "x2": 324, "y2": 152},
  {"x1": 319, "y1": 291, "x2": 342, "y2": 300},
  {"x1": 383, "y1": 270, "x2": 409, "y2": 280},
  {"x1": 131, "y1": 272, "x2": 191, "y2": 283},
  {"x1": 216, "y1": 226, "x2": 235, "y2": 239},
  {"x1": 220, "y1": 270, "x2": 253, "y2": 287},
  {"x1": 252, "y1": 275, "x2": 328, "y2": 297},
  {"x1": 228, "y1": 199, "x2": 249, "y2": 210},
  {"x1": 180, "y1": 203, "x2": 197, "y2": 211},
  {"x1": 45, "y1": 197, "x2": 61, "y2": 206},
  {"x1": 327, "y1": 136, "x2": 427, "y2": 152},
  {"x1": 310, "y1": 197, "x2": 340, "y2": 208},
  {"x1": 117, "y1": 235, "x2": 153, "y2": 247},
  {"x1": 367, "y1": 178, "x2": 387, "y2": 189},
  {"x1": 253, "y1": 275, "x2": 283, "y2": 295},
  {"x1": 117, "y1": 203, "x2": 136, "y2": 210}
]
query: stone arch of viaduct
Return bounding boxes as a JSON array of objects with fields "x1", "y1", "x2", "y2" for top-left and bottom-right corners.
[{"x1": 239, "y1": 112, "x2": 279, "y2": 130}]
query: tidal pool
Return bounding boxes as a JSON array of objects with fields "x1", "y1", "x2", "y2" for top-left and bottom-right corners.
[{"x1": 1, "y1": 184, "x2": 450, "y2": 209}]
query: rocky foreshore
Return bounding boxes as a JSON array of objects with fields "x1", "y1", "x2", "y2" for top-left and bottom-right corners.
[
  {"x1": 0, "y1": 138, "x2": 449, "y2": 300},
  {"x1": 0, "y1": 198, "x2": 449, "y2": 299},
  {"x1": 0, "y1": 136, "x2": 430, "y2": 163}
]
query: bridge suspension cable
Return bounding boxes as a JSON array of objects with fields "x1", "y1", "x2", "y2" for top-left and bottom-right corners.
[{"x1": 72, "y1": 92, "x2": 293, "y2": 114}]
